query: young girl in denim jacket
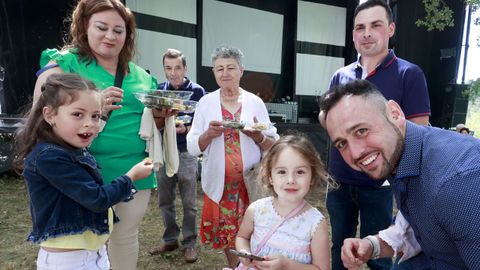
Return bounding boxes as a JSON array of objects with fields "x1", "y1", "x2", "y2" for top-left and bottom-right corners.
[
  {"x1": 234, "y1": 134, "x2": 334, "y2": 270},
  {"x1": 13, "y1": 73, "x2": 153, "y2": 270}
]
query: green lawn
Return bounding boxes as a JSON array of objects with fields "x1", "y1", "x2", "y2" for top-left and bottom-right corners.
[
  {"x1": 0, "y1": 174, "x2": 226, "y2": 270},
  {"x1": 0, "y1": 173, "x2": 347, "y2": 270}
]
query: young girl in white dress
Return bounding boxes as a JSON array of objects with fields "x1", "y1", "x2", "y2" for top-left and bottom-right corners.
[{"x1": 235, "y1": 133, "x2": 333, "y2": 270}]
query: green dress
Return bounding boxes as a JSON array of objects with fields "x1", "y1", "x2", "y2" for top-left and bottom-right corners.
[{"x1": 40, "y1": 48, "x2": 158, "y2": 190}]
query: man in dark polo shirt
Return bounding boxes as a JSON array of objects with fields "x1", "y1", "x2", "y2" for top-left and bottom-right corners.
[
  {"x1": 149, "y1": 48, "x2": 206, "y2": 263},
  {"x1": 324, "y1": 1, "x2": 430, "y2": 269}
]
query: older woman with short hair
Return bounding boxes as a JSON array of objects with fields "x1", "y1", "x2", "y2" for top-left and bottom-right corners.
[{"x1": 187, "y1": 45, "x2": 279, "y2": 268}]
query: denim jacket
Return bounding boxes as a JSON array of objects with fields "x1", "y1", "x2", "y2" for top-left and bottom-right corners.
[{"x1": 23, "y1": 142, "x2": 135, "y2": 244}]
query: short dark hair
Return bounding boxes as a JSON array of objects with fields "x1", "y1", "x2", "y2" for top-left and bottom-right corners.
[
  {"x1": 318, "y1": 80, "x2": 386, "y2": 121},
  {"x1": 459, "y1": 127, "x2": 470, "y2": 133},
  {"x1": 354, "y1": 0, "x2": 393, "y2": 24},
  {"x1": 163, "y1": 48, "x2": 186, "y2": 67}
]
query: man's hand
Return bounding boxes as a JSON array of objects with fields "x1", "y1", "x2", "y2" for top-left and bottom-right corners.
[
  {"x1": 176, "y1": 123, "x2": 187, "y2": 134},
  {"x1": 341, "y1": 238, "x2": 373, "y2": 269},
  {"x1": 152, "y1": 108, "x2": 177, "y2": 118}
]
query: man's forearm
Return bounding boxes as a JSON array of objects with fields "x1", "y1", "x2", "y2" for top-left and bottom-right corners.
[{"x1": 378, "y1": 236, "x2": 395, "y2": 258}]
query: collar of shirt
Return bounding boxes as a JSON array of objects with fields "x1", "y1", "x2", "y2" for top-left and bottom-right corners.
[
  {"x1": 162, "y1": 77, "x2": 192, "y2": 90},
  {"x1": 391, "y1": 121, "x2": 424, "y2": 182},
  {"x1": 355, "y1": 50, "x2": 398, "y2": 79}
]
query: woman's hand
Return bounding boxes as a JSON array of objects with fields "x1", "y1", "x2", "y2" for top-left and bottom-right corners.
[
  {"x1": 198, "y1": 120, "x2": 224, "y2": 151},
  {"x1": 241, "y1": 116, "x2": 264, "y2": 143},
  {"x1": 102, "y1": 86, "x2": 124, "y2": 115},
  {"x1": 241, "y1": 129, "x2": 264, "y2": 143},
  {"x1": 205, "y1": 120, "x2": 225, "y2": 139}
]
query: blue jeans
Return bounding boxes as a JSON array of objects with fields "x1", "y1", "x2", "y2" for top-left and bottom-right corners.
[
  {"x1": 157, "y1": 152, "x2": 198, "y2": 248},
  {"x1": 327, "y1": 183, "x2": 393, "y2": 270}
]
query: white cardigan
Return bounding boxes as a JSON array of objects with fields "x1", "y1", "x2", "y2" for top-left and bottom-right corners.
[{"x1": 187, "y1": 89, "x2": 279, "y2": 203}]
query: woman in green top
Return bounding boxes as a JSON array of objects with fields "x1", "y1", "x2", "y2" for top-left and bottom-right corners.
[{"x1": 33, "y1": 1, "x2": 174, "y2": 269}]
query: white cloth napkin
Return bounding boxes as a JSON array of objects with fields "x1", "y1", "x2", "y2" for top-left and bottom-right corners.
[
  {"x1": 139, "y1": 108, "x2": 178, "y2": 175},
  {"x1": 162, "y1": 114, "x2": 179, "y2": 177}
]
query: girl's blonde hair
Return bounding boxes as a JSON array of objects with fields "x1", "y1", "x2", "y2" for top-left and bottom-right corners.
[
  {"x1": 13, "y1": 73, "x2": 98, "y2": 173},
  {"x1": 260, "y1": 132, "x2": 336, "y2": 197}
]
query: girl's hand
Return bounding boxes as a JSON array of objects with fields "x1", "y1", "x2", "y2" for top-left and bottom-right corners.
[
  {"x1": 254, "y1": 255, "x2": 288, "y2": 270},
  {"x1": 126, "y1": 159, "x2": 154, "y2": 181},
  {"x1": 239, "y1": 257, "x2": 257, "y2": 269},
  {"x1": 102, "y1": 86, "x2": 124, "y2": 115}
]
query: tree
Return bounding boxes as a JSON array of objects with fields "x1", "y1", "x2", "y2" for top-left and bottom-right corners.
[{"x1": 417, "y1": 0, "x2": 480, "y2": 100}]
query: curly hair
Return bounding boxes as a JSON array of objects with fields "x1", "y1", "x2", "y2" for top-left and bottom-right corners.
[
  {"x1": 63, "y1": 0, "x2": 136, "y2": 72},
  {"x1": 13, "y1": 73, "x2": 98, "y2": 174},
  {"x1": 211, "y1": 45, "x2": 244, "y2": 67},
  {"x1": 260, "y1": 132, "x2": 336, "y2": 198}
]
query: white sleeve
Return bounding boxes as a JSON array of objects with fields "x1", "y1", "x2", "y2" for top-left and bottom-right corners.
[
  {"x1": 187, "y1": 99, "x2": 205, "y2": 157},
  {"x1": 378, "y1": 211, "x2": 423, "y2": 262}
]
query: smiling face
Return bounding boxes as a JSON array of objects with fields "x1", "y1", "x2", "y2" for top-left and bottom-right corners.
[
  {"x1": 212, "y1": 57, "x2": 244, "y2": 94},
  {"x1": 353, "y1": 6, "x2": 395, "y2": 59},
  {"x1": 164, "y1": 57, "x2": 186, "y2": 89},
  {"x1": 87, "y1": 9, "x2": 126, "y2": 62},
  {"x1": 270, "y1": 146, "x2": 312, "y2": 204},
  {"x1": 325, "y1": 95, "x2": 405, "y2": 180},
  {"x1": 44, "y1": 90, "x2": 102, "y2": 149}
]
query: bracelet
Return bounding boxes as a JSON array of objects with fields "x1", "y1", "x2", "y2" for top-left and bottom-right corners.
[
  {"x1": 256, "y1": 134, "x2": 267, "y2": 145},
  {"x1": 364, "y1": 235, "x2": 381, "y2": 260}
]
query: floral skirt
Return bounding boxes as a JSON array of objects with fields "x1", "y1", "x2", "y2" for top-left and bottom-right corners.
[{"x1": 200, "y1": 173, "x2": 249, "y2": 249}]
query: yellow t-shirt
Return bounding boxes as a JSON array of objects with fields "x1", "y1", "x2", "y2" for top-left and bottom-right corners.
[{"x1": 40, "y1": 208, "x2": 113, "y2": 251}]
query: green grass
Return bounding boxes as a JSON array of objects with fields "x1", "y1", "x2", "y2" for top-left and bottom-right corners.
[
  {"x1": 0, "y1": 174, "x2": 37, "y2": 270},
  {"x1": 1, "y1": 174, "x2": 359, "y2": 270},
  {"x1": 0, "y1": 174, "x2": 229, "y2": 269}
]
